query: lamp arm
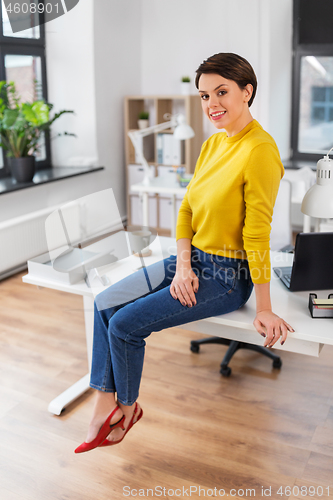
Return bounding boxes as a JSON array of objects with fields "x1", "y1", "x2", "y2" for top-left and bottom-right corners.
[
  {"x1": 128, "y1": 118, "x2": 178, "y2": 184},
  {"x1": 128, "y1": 118, "x2": 177, "y2": 139}
]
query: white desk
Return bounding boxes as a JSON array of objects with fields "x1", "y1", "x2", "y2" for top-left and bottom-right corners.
[
  {"x1": 131, "y1": 176, "x2": 187, "y2": 237},
  {"x1": 22, "y1": 236, "x2": 333, "y2": 415}
]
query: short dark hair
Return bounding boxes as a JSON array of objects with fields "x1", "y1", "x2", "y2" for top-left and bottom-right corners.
[{"x1": 195, "y1": 53, "x2": 257, "y2": 107}]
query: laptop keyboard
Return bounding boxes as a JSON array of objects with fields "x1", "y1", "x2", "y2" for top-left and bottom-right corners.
[{"x1": 273, "y1": 266, "x2": 293, "y2": 289}]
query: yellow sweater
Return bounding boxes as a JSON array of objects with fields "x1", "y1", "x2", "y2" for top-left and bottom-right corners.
[{"x1": 176, "y1": 119, "x2": 284, "y2": 284}]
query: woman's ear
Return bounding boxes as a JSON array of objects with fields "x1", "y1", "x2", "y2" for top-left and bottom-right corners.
[{"x1": 244, "y1": 84, "x2": 253, "y2": 103}]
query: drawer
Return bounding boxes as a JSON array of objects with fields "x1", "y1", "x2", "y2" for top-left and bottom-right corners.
[
  {"x1": 158, "y1": 197, "x2": 183, "y2": 229},
  {"x1": 130, "y1": 195, "x2": 157, "y2": 228}
]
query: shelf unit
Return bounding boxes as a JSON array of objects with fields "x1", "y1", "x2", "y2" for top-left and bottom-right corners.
[{"x1": 124, "y1": 95, "x2": 203, "y2": 234}]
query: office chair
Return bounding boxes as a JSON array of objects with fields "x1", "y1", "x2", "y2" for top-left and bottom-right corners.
[{"x1": 190, "y1": 179, "x2": 293, "y2": 376}]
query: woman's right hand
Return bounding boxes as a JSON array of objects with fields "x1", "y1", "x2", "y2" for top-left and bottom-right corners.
[{"x1": 170, "y1": 266, "x2": 199, "y2": 307}]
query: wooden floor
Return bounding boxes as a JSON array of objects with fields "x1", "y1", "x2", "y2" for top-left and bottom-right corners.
[{"x1": 1, "y1": 271, "x2": 333, "y2": 500}]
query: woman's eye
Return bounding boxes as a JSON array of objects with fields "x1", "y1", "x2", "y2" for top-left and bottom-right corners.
[
  {"x1": 218, "y1": 90, "x2": 227, "y2": 96},
  {"x1": 200, "y1": 94, "x2": 209, "y2": 100}
]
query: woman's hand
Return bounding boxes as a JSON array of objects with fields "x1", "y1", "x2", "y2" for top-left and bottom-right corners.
[
  {"x1": 253, "y1": 309, "x2": 295, "y2": 348},
  {"x1": 170, "y1": 266, "x2": 199, "y2": 307}
]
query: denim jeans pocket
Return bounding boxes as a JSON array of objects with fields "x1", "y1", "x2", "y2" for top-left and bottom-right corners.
[{"x1": 210, "y1": 255, "x2": 238, "y2": 292}]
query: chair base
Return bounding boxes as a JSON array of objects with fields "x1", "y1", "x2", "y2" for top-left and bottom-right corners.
[{"x1": 190, "y1": 337, "x2": 282, "y2": 377}]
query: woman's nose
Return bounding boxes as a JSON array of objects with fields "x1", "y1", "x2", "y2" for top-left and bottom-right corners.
[{"x1": 208, "y1": 94, "x2": 219, "y2": 107}]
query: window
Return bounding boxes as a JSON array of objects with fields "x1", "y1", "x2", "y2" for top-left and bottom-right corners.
[
  {"x1": 311, "y1": 86, "x2": 333, "y2": 125},
  {"x1": 291, "y1": 0, "x2": 333, "y2": 161},
  {"x1": 298, "y1": 57, "x2": 333, "y2": 154},
  {"x1": 0, "y1": 1, "x2": 49, "y2": 179}
]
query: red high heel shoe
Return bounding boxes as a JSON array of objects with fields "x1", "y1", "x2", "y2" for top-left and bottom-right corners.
[
  {"x1": 99, "y1": 402, "x2": 143, "y2": 447},
  {"x1": 74, "y1": 406, "x2": 125, "y2": 454}
]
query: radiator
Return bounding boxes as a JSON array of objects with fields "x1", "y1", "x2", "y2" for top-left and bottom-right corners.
[
  {"x1": 0, "y1": 194, "x2": 126, "y2": 281},
  {"x1": 0, "y1": 204, "x2": 79, "y2": 280}
]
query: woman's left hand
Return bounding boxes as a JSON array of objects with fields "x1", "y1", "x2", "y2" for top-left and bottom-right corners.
[{"x1": 253, "y1": 310, "x2": 295, "y2": 348}]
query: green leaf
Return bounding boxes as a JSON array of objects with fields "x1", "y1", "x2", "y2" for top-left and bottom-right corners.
[
  {"x1": 22, "y1": 101, "x2": 49, "y2": 125},
  {"x1": 2, "y1": 109, "x2": 19, "y2": 128},
  {"x1": 32, "y1": 101, "x2": 49, "y2": 124},
  {"x1": 0, "y1": 79, "x2": 75, "y2": 157},
  {"x1": 12, "y1": 115, "x2": 27, "y2": 131}
]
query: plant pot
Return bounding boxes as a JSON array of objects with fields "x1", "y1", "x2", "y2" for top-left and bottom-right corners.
[
  {"x1": 138, "y1": 119, "x2": 149, "y2": 129},
  {"x1": 9, "y1": 156, "x2": 36, "y2": 183},
  {"x1": 181, "y1": 82, "x2": 191, "y2": 95}
]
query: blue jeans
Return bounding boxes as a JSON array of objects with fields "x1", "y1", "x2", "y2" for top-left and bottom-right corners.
[{"x1": 90, "y1": 245, "x2": 253, "y2": 405}]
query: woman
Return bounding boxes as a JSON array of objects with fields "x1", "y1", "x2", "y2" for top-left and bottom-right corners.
[{"x1": 75, "y1": 52, "x2": 294, "y2": 454}]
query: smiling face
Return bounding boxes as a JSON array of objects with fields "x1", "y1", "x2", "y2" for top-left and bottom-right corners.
[{"x1": 198, "y1": 73, "x2": 253, "y2": 137}]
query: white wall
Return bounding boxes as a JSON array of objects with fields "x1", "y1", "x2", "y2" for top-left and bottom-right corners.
[
  {"x1": 140, "y1": 0, "x2": 293, "y2": 159},
  {"x1": 93, "y1": 0, "x2": 142, "y2": 217},
  {"x1": 46, "y1": 0, "x2": 98, "y2": 166},
  {"x1": 266, "y1": 0, "x2": 293, "y2": 160}
]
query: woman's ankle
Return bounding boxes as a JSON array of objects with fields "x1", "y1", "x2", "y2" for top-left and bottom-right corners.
[
  {"x1": 86, "y1": 396, "x2": 122, "y2": 443},
  {"x1": 117, "y1": 401, "x2": 138, "y2": 418},
  {"x1": 90, "y1": 391, "x2": 118, "y2": 421}
]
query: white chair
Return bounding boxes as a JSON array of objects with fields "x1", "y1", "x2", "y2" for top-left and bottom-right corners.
[{"x1": 190, "y1": 179, "x2": 293, "y2": 376}]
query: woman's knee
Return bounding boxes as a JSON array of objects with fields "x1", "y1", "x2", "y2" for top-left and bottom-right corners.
[
  {"x1": 108, "y1": 306, "x2": 148, "y2": 347},
  {"x1": 108, "y1": 307, "x2": 131, "y2": 338}
]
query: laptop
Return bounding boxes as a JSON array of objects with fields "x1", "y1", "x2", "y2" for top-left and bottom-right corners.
[{"x1": 273, "y1": 232, "x2": 333, "y2": 291}]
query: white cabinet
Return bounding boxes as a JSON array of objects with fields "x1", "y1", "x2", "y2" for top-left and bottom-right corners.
[
  {"x1": 158, "y1": 197, "x2": 184, "y2": 230},
  {"x1": 128, "y1": 164, "x2": 158, "y2": 228},
  {"x1": 130, "y1": 195, "x2": 157, "y2": 228},
  {"x1": 156, "y1": 165, "x2": 184, "y2": 229}
]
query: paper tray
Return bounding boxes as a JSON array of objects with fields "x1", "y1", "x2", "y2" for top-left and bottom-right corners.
[
  {"x1": 308, "y1": 293, "x2": 333, "y2": 318},
  {"x1": 27, "y1": 248, "x2": 117, "y2": 285}
]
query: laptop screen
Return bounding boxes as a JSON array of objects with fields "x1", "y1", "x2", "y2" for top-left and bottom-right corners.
[{"x1": 290, "y1": 232, "x2": 333, "y2": 291}]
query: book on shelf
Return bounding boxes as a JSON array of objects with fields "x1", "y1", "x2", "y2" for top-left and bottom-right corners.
[
  {"x1": 157, "y1": 133, "x2": 184, "y2": 166},
  {"x1": 134, "y1": 135, "x2": 155, "y2": 164}
]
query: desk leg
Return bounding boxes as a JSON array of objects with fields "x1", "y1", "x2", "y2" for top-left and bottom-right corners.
[
  {"x1": 142, "y1": 192, "x2": 149, "y2": 227},
  {"x1": 171, "y1": 194, "x2": 177, "y2": 238},
  {"x1": 83, "y1": 294, "x2": 94, "y2": 368},
  {"x1": 48, "y1": 295, "x2": 94, "y2": 415}
]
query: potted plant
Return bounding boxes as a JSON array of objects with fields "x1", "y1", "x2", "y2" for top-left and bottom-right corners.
[
  {"x1": 0, "y1": 81, "x2": 75, "y2": 183},
  {"x1": 138, "y1": 111, "x2": 149, "y2": 129},
  {"x1": 181, "y1": 76, "x2": 191, "y2": 95}
]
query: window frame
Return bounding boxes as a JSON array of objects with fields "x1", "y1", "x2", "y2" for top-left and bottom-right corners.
[
  {"x1": 0, "y1": 1, "x2": 50, "y2": 179},
  {"x1": 291, "y1": 0, "x2": 333, "y2": 161}
]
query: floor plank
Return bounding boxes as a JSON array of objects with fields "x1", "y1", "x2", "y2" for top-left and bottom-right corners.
[{"x1": 0, "y1": 271, "x2": 333, "y2": 499}]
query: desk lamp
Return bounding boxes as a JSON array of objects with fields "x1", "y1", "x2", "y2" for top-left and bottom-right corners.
[
  {"x1": 301, "y1": 147, "x2": 333, "y2": 230},
  {"x1": 128, "y1": 113, "x2": 195, "y2": 186}
]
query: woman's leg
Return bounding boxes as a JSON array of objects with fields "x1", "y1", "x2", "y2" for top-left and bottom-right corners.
[
  {"x1": 107, "y1": 247, "x2": 252, "y2": 409},
  {"x1": 85, "y1": 247, "x2": 252, "y2": 444},
  {"x1": 85, "y1": 255, "x2": 177, "y2": 442}
]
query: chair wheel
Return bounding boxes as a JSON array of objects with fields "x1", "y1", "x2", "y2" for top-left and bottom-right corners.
[
  {"x1": 273, "y1": 358, "x2": 282, "y2": 369},
  {"x1": 220, "y1": 365, "x2": 231, "y2": 377},
  {"x1": 190, "y1": 343, "x2": 200, "y2": 353}
]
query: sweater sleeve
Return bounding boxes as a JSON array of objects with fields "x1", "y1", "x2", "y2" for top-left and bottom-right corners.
[
  {"x1": 175, "y1": 190, "x2": 194, "y2": 241},
  {"x1": 242, "y1": 143, "x2": 284, "y2": 284},
  {"x1": 175, "y1": 139, "x2": 208, "y2": 241}
]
